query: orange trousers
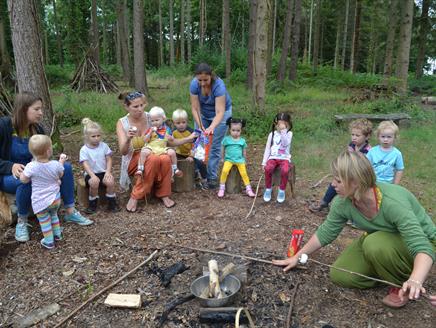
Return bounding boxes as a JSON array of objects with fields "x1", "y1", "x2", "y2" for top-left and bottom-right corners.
[{"x1": 128, "y1": 151, "x2": 172, "y2": 200}]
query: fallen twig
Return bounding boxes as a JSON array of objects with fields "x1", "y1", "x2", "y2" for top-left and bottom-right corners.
[
  {"x1": 53, "y1": 250, "x2": 158, "y2": 328},
  {"x1": 285, "y1": 282, "x2": 300, "y2": 328},
  {"x1": 311, "y1": 174, "x2": 331, "y2": 189},
  {"x1": 244, "y1": 174, "x2": 264, "y2": 219}
]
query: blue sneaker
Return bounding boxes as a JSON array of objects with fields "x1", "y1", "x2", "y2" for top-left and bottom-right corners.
[
  {"x1": 64, "y1": 210, "x2": 94, "y2": 226},
  {"x1": 15, "y1": 222, "x2": 30, "y2": 242},
  {"x1": 40, "y1": 238, "x2": 55, "y2": 250},
  {"x1": 277, "y1": 189, "x2": 286, "y2": 203},
  {"x1": 263, "y1": 188, "x2": 272, "y2": 202}
]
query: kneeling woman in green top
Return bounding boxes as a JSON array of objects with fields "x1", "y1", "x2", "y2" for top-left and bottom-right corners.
[{"x1": 273, "y1": 151, "x2": 435, "y2": 308}]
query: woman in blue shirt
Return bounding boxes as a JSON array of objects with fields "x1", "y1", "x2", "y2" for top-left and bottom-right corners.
[{"x1": 190, "y1": 63, "x2": 232, "y2": 189}]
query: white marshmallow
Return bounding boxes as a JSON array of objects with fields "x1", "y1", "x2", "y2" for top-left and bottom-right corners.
[{"x1": 299, "y1": 253, "x2": 308, "y2": 264}]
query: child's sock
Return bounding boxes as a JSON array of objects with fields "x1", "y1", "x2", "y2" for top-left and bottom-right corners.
[
  {"x1": 172, "y1": 164, "x2": 177, "y2": 174},
  {"x1": 51, "y1": 214, "x2": 61, "y2": 238},
  {"x1": 37, "y1": 211, "x2": 54, "y2": 244}
]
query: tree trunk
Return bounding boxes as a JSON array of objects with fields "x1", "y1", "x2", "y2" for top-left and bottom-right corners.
[
  {"x1": 289, "y1": 0, "x2": 301, "y2": 81},
  {"x1": 272, "y1": 0, "x2": 277, "y2": 56},
  {"x1": 91, "y1": 0, "x2": 99, "y2": 65},
  {"x1": 266, "y1": 0, "x2": 274, "y2": 76},
  {"x1": 117, "y1": 1, "x2": 131, "y2": 83},
  {"x1": 312, "y1": 0, "x2": 321, "y2": 73},
  {"x1": 223, "y1": 0, "x2": 231, "y2": 79},
  {"x1": 116, "y1": 22, "x2": 122, "y2": 67},
  {"x1": 308, "y1": 0, "x2": 314, "y2": 64},
  {"x1": 341, "y1": 0, "x2": 349, "y2": 70},
  {"x1": 8, "y1": 0, "x2": 56, "y2": 135},
  {"x1": 349, "y1": 0, "x2": 361, "y2": 73},
  {"x1": 395, "y1": 0, "x2": 414, "y2": 93},
  {"x1": 52, "y1": 0, "x2": 64, "y2": 67},
  {"x1": 333, "y1": 13, "x2": 341, "y2": 69},
  {"x1": 247, "y1": 0, "x2": 257, "y2": 90},
  {"x1": 169, "y1": 0, "x2": 175, "y2": 65},
  {"x1": 158, "y1": 0, "x2": 164, "y2": 66},
  {"x1": 199, "y1": 0, "x2": 206, "y2": 47},
  {"x1": 0, "y1": 13, "x2": 11, "y2": 78},
  {"x1": 254, "y1": 0, "x2": 268, "y2": 110},
  {"x1": 415, "y1": 0, "x2": 430, "y2": 79},
  {"x1": 180, "y1": 0, "x2": 185, "y2": 64},
  {"x1": 133, "y1": 0, "x2": 148, "y2": 95},
  {"x1": 186, "y1": 0, "x2": 192, "y2": 62},
  {"x1": 383, "y1": 0, "x2": 398, "y2": 79},
  {"x1": 277, "y1": 0, "x2": 294, "y2": 81}
]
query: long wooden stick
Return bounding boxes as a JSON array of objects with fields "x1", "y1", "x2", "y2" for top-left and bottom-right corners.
[
  {"x1": 311, "y1": 174, "x2": 331, "y2": 189},
  {"x1": 53, "y1": 250, "x2": 158, "y2": 328},
  {"x1": 244, "y1": 174, "x2": 264, "y2": 219},
  {"x1": 285, "y1": 282, "x2": 300, "y2": 328}
]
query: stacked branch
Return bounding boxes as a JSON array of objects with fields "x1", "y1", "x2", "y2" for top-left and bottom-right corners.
[
  {"x1": 200, "y1": 261, "x2": 235, "y2": 299},
  {"x1": 0, "y1": 77, "x2": 13, "y2": 116},
  {"x1": 70, "y1": 55, "x2": 118, "y2": 93}
]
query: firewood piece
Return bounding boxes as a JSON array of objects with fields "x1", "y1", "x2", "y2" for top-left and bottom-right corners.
[
  {"x1": 14, "y1": 303, "x2": 60, "y2": 328},
  {"x1": 158, "y1": 294, "x2": 195, "y2": 327},
  {"x1": 219, "y1": 263, "x2": 236, "y2": 282},
  {"x1": 199, "y1": 307, "x2": 248, "y2": 324},
  {"x1": 172, "y1": 159, "x2": 195, "y2": 192},
  {"x1": 208, "y1": 260, "x2": 224, "y2": 298},
  {"x1": 149, "y1": 262, "x2": 189, "y2": 287},
  {"x1": 104, "y1": 293, "x2": 142, "y2": 308},
  {"x1": 0, "y1": 191, "x2": 12, "y2": 227},
  {"x1": 225, "y1": 166, "x2": 242, "y2": 194}
]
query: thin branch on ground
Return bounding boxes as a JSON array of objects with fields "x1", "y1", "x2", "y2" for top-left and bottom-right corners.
[{"x1": 286, "y1": 281, "x2": 300, "y2": 328}]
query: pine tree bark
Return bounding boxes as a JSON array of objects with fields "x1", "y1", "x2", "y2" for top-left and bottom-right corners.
[
  {"x1": 277, "y1": 0, "x2": 293, "y2": 81},
  {"x1": 180, "y1": 0, "x2": 185, "y2": 64},
  {"x1": 158, "y1": 0, "x2": 164, "y2": 66},
  {"x1": 186, "y1": 0, "x2": 192, "y2": 62},
  {"x1": 415, "y1": 0, "x2": 430, "y2": 79},
  {"x1": 199, "y1": 0, "x2": 206, "y2": 47},
  {"x1": 133, "y1": 0, "x2": 148, "y2": 95},
  {"x1": 266, "y1": 0, "x2": 274, "y2": 76},
  {"x1": 117, "y1": 1, "x2": 131, "y2": 83},
  {"x1": 395, "y1": 0, "x2": 414, "y2": 93},
  {"x1": 8, "y1": 0, "x2": 56, "y2": 135},
  {"x1": 341, "y1": 0, "x2": 349, "y2": 69},
  {"x1": 247, "y1": 0, "x2": 257, "y2": 90},
  {"x1": 312, "y1": 0, "x2": 321, "y2": 73},
  {"x1": 169, "y1": 0, "x2": 175, "y2": 65},
  {"x1": 52, "y1": 0, "x2": 64, "y2": 67},
  {"x1": 223, "y1": 0, "x2": 231, "y2": 78},
  {"x1": 254, "y1": 0, "x2": 268, "y2": 110},
  {"x1": 349, "y1": 0, "x2": 361, "y2": 73},
  {"x1": 383, "y1": 0, "x2": 398, "y2": 78},
  {"x1": 333, "y1": 13, "x2": 341, "y2": 69},
  {"x1": 116, "y1": 22, "x2": 122, "y2": 67},
  {"x1": 289, "y1": 0, "x2": 301, "y2": 81},
  {"x1": 308, "y1": 0, "x2": 314, "y2": 64},
  {"x1": 0, "y1": 12, "x2": 11, "y2": 78},
  {"x1": 91, "y1": 0, "x2": 99, "y2": 65}
]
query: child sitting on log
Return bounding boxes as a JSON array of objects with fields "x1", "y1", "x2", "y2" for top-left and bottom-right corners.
[
  {"x1": 310, "y1": 118, "x2": 373, "y2": 213},
  {"x1": 136, "y1": 106, "x2": 182, "y2": 179},
  {"x1": 79, "y1": 118, "x2": 120, "y2": 214},
  {"x1": 20, "y1": 135, "x2": 66, "y2": 249},
  {"x1": 172, "y1": 109, "x2": 207, "y2": 188},
  {"x1": 262, "y1": 112, "x2": 293, "y2": 203},
  {"x1": 217, "y1": 117, "x2": 255, "y2": 198}
]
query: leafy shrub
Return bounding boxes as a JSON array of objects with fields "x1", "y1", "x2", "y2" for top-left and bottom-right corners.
[{"x1": 45, "y1": 65, "x2": 75, "y2": 88}]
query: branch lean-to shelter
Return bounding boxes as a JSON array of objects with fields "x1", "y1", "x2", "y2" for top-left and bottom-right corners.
[
  {"x1": 0, "y1": 76, "x2": 13, "y2": 117},
  {"x1": 70, "y1": 54, "x2": 118, "y2": 93}
]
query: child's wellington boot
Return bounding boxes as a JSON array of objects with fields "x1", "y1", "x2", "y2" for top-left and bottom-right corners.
[
  {"x1": 246, "y1": 185, "x2": 256, "y2": 197},
  {"x1": 217, "y1": 184, "x2": 225, "y2": 198}
]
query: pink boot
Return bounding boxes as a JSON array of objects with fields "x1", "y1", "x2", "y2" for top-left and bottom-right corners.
[
  {"x1": 217, "y1": 184, "x2": 225, "y2": 198},
  {"x1": 246, "y1": 185, "x2": 256, "y2": 197}
]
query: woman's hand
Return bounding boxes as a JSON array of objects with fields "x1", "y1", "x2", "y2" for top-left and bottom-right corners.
[
  {"x1": 272, "y1": 256, "x2": 299, "y2": 272},
  {"x1": 429, "y1": 295, "x2": 436, "y2": 307},
  {"x1": 127, "y1": 126, "x2": 138, "y2": 139},
  {"x1": 12, "y1": 163, "x2": 25, "y2": 179},
  {"x1": 204, "y1": 127, "x2": 214, "y2": 136},
  {"x1": 400, "y1": 279, "x2": 426, "y2": 301}
]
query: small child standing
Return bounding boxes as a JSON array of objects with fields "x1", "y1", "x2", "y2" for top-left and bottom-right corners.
[
  {"x1": 172, "y1": 109, "x2": 207, "y2": 187},
  {"x1": 79, "y1": 118, "x2": 120, "y2": 214},
  {"x1": 217, "y1": 117, "x2": 255, "y2": 198},
  {"x1": 310, "y1": 118, "x2": 373, "y2": 213},
  {"x1": 136, "y1": 106, "x2": 182, "y2": 178},
  {"x1": 20, "y1": 135, "x2": 65, "y2": 249},
  {"x1": 262, "y1": 112, "x2": 293, "y2": 203},
  {"x1": 366, "y1": 120, "x2": 404, "y2": 184}
]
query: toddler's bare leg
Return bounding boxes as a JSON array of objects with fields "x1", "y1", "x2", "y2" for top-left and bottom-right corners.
[{"x1": 136, "y1": 148, "x2": 151, "y2": 175}]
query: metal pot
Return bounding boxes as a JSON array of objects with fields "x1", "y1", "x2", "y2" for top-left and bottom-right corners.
[{"x1": 190, "y1": 274, "x2": 241, "y2": 307}]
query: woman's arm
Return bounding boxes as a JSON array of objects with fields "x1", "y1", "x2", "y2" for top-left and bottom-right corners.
[
  {"x1": 399, "y1": 252, "x2": 433, "y2": 300},
  {"x1": 205, "y1": 95, "x2": 225, "y2": 135},
  {"x1": 272, "y1": 234, "x2": 323, "y2": 272},
  {"x1": 190, "y1": 94, "x2": 204, "y2": 130},
  {"x1": 116, "y1": 120, "x2": 133, "y2": 156}
]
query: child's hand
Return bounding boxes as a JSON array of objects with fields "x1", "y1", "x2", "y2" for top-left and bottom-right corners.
[
  {"x1": 103, "y1": 172, "x2": 114, "y2": 185},
  {"x1": 167, "y1": 135, "x2": 174, "y2": 142},
  {"x1": 152, "y1": 126, "x2": 157, "y2": 132},
  {"x1": 59, "y1": 153, "x2": 68, "y2": 164},
  {"x1": 278, "y1": 121, "x2": 287, "y2": 131},
  {"x1": 186, "y1": 156, "x2": 194, "y2": 163},
  {"x1": 262, "y1": 164, "x2": 266, "y2": 171},
  {"x1": 188, "y1": 132, "x2": 197, "y2": 141}
]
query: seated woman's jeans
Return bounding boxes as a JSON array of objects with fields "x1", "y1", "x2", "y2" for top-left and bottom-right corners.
[
  {"x1": 0, "y1": 162, "x2": 75, "y2": 216},
  {"x1": 200, "y1": 109, "x2": 232, "y2": 181}
]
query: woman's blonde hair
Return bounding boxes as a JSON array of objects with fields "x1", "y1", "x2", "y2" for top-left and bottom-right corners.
[
  {"x1": 29, "y1": 134, "x2": 52, "y2": 158},
  {"x1": 82, "y1": 118, "x2": 102, "y2": 140},
  {"x1": 331, "y1": 151, "x2": 376, "y2": 200},
  {"x1": 172, "y1": 109, "x2": 188, "y2": 121},
  {"x1": 376, "y1": 120, "x2": 399, "y2": 138}
]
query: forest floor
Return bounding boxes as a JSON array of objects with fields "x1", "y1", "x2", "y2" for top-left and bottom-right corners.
[{"x1": 0, "y1": 132, "x2": 435, "y2": 328}]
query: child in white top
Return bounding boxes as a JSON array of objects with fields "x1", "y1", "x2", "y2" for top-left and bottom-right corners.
[
  {"x1": 136, "y1": 106, "x2": 182, "y2": 178},
  {"x1": 261, "y1": 112, "x2": 293, "y2": 203},
  {"x1": 79, "y1": 118, "x2": 120, "y2": 214},
  {"x1": 20, "y1": 134, "x2": 66, "y2": 249},
  {"x1": 366, "y1": 120, "x2": 404, "y2": 184}
]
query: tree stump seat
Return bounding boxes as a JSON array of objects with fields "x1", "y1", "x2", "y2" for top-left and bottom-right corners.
[
  {"x1": 172, "y1": 159, "x2": 195, "y2": 193},
  {"x1": 334, "y1": 113, "x2": 411, "y2": 127},
  {"x1": 76, "y1": 177, "x2": 108, "y2": 208},
  {"x1": 225, "y1": 166, "x2": 242, "y2": 194},
  {"x1": 271, "y1": 162, "x2": 296, "y2": 199}
]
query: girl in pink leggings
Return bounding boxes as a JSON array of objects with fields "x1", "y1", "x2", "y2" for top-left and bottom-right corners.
[{"x1": 261, "y1": 112, "x2": 293, "y2": 203}]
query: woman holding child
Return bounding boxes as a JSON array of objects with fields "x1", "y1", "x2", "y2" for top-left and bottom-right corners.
[
  {"x1": 116, "y1": 91, "x2": 194, "y2": 211},
  {"x1": 190, "y1": 63, "x2": 232, "y2": 190},
  {"x1": 274, "y1": 151, "x2": 435, "y2": 308},
  {"x1": 0, "y1": 92, "x2": 93, "y2": 242}
]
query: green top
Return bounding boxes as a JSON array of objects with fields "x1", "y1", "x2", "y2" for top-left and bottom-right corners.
[
  {"x1": 222, "y1": 135, "x2": 247, "y2": 164},
  {"x1": 316, "y1": 183, "x2": 436, "y2": 262}
]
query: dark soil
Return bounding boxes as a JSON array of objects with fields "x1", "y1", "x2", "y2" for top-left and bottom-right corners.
[{"x1": 0, "y1": 133, "x2": 435, "y2": 328}]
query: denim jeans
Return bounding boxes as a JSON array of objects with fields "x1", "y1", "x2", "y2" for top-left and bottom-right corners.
[
  {"x1": 200, "y1": 109, "x2": 232, "y2": 182},
  {"x1": 322, "y1": 183, "x2": 337, "y2": 205},
  {"x1": 0, "y1": 162, "x2": 76, "y2": 216}
]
